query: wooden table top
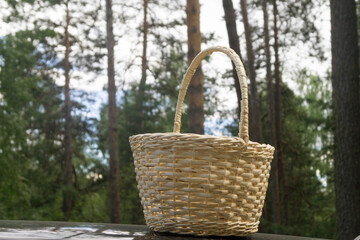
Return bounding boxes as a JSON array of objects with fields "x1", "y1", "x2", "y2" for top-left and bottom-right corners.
[{"x1": 0, "y1": 220, "x2": 328, "y2": 240}]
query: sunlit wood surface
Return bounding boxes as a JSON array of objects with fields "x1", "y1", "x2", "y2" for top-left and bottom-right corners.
[{"x1": 0, "y1": 220, "x2": 328, "y2": 240}]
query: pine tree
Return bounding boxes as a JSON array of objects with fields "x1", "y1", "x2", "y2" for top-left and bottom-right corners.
[
  {"x1": 135, "y1": 0, "x2": 149, "y2": 130},
  {"x1": 261, "y1": 0, "x2": 279, "y2": 227},
  {"x1": 105, "y1": 0, "x2": 120, "y2": 223},
  {"x1": 273, "y1": 0, "x2": 289, "y2": 225},
  {"x1": 331, "y1": 0, "x2": 360, "y2": 238},
  {"x1": 186, "y1": 0, "x2": 204, "y2": 134},
  {"x1": 240, "y1": 0, "x2": 263, "y2": 143},
  {"x1": 270, "y1": 0, "x2": 283, "y2": 225},
  {"x1": 222, "y1": 0, "x2": 242, "y2": 117},
  {"x1": 63, "y1": 0, "x2": 73, "y2": 220}
]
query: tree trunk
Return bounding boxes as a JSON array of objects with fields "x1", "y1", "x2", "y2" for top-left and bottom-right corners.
[
  {"x1": 273, "y1": 0, "x2": 288, "y2": 225},
  {"x1": 331, "y1": 0, "x2": 360, "y2": 238},
  {"x1": 63, "y1": 0, "x2": 73, "y2": 221},
  {"x1": 136, "y1": 0, "x2": 148, "y2": 130},
  {"x1": 262, "y1": 0, "x2": 279, "y2": 228},
  {"x1": 140, "y1": 0, "x2": 148, "y2": 91},
  {"x1": 240, "y1": 0, "x2": 262, "y2": 143},
  {"x1": 186, "y1": 0, "x2": 204, "y2": 134},
  {"x1": 106, "y1": 0, "x2": 120, "y2": 224},
  {"x1": 222, "y1": 0, "x2": 242, "y2": 117}
]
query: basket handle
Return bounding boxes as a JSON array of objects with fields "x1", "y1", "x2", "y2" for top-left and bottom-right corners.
[{"x1": 173, "y1": 46, "x2": 249, "y2": 142}]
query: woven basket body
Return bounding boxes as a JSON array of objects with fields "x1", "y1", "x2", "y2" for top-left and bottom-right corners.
[{"x1": 129, "y1": 47, "x2": 274, "y2": 236}]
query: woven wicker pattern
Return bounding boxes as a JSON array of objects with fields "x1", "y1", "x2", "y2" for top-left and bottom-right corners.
[{"x1": 129, "y1": 46, "x2": 274, "y2": 237}]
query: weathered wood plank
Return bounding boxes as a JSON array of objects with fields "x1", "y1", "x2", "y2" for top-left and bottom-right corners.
[{"x1": 0, "y1": 220, "x2": 328, "y2": 240}]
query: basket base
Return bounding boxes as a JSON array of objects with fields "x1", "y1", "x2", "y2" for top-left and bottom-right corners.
[{"x1": 148, "y1": 221, "x2": 259, "y2": 237}]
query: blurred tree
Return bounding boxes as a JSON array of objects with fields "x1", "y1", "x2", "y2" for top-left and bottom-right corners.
[
  {"x1": 240, "y1": 0, "x2": 263, "y2": 143},
  {"x1": 261, "y1": 0, "x2": 278, "y2": 228},
  {"x1": 136, "y1": 0, "x2": 148, "y2": 130},
  {"x1": 105, "y1": 0, "x2": 120, "y2": 223},
  {"x1": 259, "y1": 71, "x2": 335, "y2": 238},
  {"x1": 222, "y1": 0, "x2": 242, "y2": 117},
  {"x1": 1, "y1": 29, "x2": 65, "y2": 220},
  {"x1": 331, "y1": 0, "x2": 360, "y2": 238},
  {"x1": 63, "y1": 0, "x2": 73, "y2": 220},
  {"x1": 2, "y1": 0, "x2": 109, "y2": 222},
  {"x1": 0, "y1": 31, "x2": 43, "y2": 219},
  {"x1": 272, "y1": 0, "x2": 285, "y2": 225},
  {"x1": 186, "y1": 0, "x2": 204, "y2": 134}
]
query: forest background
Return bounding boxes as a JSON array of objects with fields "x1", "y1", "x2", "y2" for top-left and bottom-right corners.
[{"x1": 1, "y1": 0, "x2": 360, "y2": 239}]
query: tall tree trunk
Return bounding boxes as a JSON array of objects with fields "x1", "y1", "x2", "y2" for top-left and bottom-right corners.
[
  {"x1": 262, "y1": 0, "x2": 279, "y2": 228},
  {"x1": 222, "y1": 0, "x2": 242, "y2": 117},
  {"x1": 106, "y1": 0, "x2": 120, "y2": 224},
  {"x1": 186, "y1": 0, "x2": 204, "y2": 134},
  {"x1": 331, "y1": 0, "x2": 360, "y2": 238},
  {"x1": 140, "y1": 0, "x2": 148, "y2": 91},
  {"x1": 136, "y1": 0, "x2": 148, "y2": 130},
  {"x1": 63, "y1": 0, "x2": 73, "y2": 221},
  {"x1": 240, "y1": 0, "x2": 263, "y2": 143},
  {"x1": 273, "y1": 0, "x2": 288, "y2": 225}
]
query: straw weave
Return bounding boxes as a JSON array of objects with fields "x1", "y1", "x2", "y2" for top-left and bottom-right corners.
[{"x1": 129, "y1": 46, "x2": 274, "y2": 237}]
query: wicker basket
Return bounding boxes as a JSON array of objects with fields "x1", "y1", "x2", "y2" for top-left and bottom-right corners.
[{"x1": 129, "y1": 46, "x2": 274, "y2": 237}]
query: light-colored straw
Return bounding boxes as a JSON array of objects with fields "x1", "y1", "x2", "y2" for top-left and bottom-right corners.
[
  {"x1": 129, "y1": 46, "x2": 274, "y2": 237},
  {"x1": 173, "y1": 46, "x2": 249, "y2": 142}
]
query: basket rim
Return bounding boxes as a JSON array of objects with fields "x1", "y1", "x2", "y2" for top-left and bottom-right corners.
[{"x1": 129, "y1": 132, "x2": 275, "y2": 150}]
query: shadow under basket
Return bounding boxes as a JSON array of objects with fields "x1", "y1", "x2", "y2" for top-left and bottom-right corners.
[{"x1": 129, "y1": 46, "x2": 274, "y2": 237}]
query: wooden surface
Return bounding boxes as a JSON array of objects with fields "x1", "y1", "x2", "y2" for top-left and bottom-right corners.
[{"x1": 0, "y1": 220, "x2": 328, "y2": 240}]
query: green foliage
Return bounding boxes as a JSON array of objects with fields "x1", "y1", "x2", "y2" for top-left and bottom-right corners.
[
  {"x1": 0, "y1": 28, "x2": 108, "y2": 222},
  {"x1": 0, "y1": 30, "x2": 52, "y2": 219},
  {"x1": 259, "y1": 70, "x2": 335, "y2": 238}
]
